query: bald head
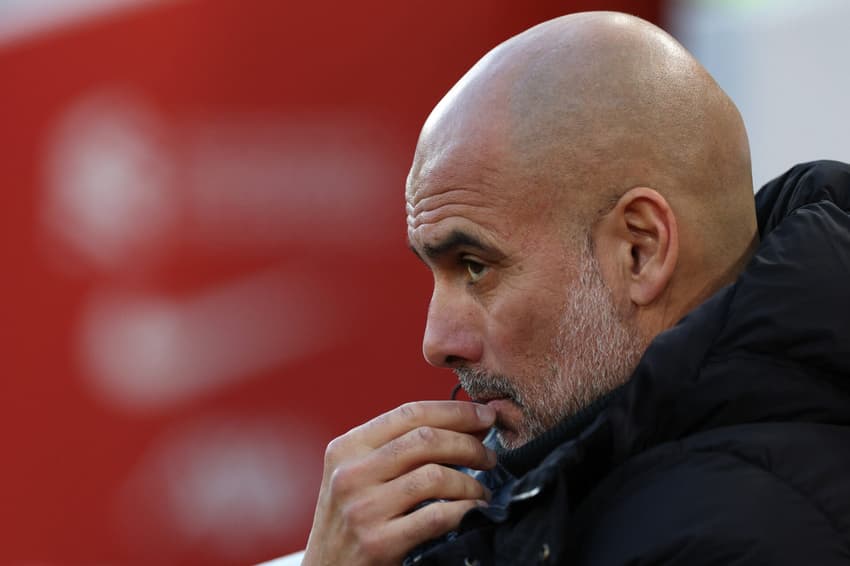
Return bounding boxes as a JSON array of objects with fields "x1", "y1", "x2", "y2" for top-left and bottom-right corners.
[{"x1": 409, "y1": 11, "x2": 756, "y2": 321}]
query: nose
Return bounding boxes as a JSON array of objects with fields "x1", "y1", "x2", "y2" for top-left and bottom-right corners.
[{"x1": 422, "y1": 283, "x2": 483, "y2": 368}]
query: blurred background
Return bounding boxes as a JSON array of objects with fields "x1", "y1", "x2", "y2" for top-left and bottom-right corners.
[{"x1": 0, "y1": 0, "x2": 846, "y2": 564}]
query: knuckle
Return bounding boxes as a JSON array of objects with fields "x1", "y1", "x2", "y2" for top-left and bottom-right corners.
[
  {"x1": 328, "y1": 464, "x2": 356, "y2": 497},
  {"x1": 416, "y1": 425, "x2": 437, "y2": 445},
  {"x1": 324, "y1": 434, "x2": 348, "y2": 466},
  {"x1": 423, "y1": 463, "x2": 446, "y2": 485},
  {"x1": 398, "y1": 402, "x2": 421, "y2": 423}
]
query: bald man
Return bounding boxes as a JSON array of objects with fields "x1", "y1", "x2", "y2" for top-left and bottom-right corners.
[{"x1": 302, "y1": 12, "x2": 850, "y2": 566}]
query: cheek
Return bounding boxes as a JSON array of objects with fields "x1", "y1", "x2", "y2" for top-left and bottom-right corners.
[{"x1": 484, "y1": 285, "x2": 565, "y2": 370}]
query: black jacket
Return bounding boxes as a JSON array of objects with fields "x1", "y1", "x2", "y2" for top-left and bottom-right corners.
[{"x1": 410, "y1": 161, "x2": 850, "y2": 565}]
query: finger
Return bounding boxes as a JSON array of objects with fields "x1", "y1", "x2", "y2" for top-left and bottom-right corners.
[
  {"x1": 328, "y1": 464, "x2": 489, "y2": 530},
  {"x1": 352, "y1": 401, "x2": 496, "y2": 449},
  {"x1": 369, "y1": 426, "x2": 497, "y2": 480},
  {"x1": 386, "y1": 463, "x2": 491, "y2": 513},
  {"x1": 385, "y1": 499, "x2": 485, "y2": 552}
]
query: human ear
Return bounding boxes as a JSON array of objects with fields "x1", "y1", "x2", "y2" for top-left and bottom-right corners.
[{"x1": 594, "y1": 187, "x2": 679, "y2": 306}]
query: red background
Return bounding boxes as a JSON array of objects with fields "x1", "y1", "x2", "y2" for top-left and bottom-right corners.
[{"x1": 0, "y1": 1, "x2": 661, "y2": 563}]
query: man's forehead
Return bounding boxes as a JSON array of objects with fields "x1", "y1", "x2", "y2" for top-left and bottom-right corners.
[
  {"x1": 405, "y1": 116, "x2": 519, "y2": 211},
  {"x1": 406, "y1": 147, "x2": 504, "y2": 204}
]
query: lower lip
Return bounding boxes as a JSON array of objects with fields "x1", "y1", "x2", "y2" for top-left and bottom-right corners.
[{"x1": 485, "y1": 398, "x2": 514, "y2": 412}]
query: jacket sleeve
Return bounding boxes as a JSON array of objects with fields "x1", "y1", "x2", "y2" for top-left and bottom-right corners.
[{"x1": 573, "y1": 448, "x2": 850, "y2": 566}]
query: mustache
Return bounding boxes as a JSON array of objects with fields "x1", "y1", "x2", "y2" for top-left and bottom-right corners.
[{"x1": 453, "y1": 367, "x2": 524, "y2": 407}]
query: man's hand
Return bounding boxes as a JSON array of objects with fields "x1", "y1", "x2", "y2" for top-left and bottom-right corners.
[{"x1": 301, "y1": 400, "x2": 498, "y2": 566}]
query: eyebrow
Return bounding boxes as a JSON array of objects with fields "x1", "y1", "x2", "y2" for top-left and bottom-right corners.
[{"x1": 409, "y1": 229, "x2": 504, "y2": 263}]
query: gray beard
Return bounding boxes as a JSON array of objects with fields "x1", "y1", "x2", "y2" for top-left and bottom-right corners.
[{"x1": 455, "y1": 240, "x2": 644, "y2": 449}]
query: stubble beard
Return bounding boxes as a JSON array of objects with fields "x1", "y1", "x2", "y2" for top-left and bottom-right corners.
[{"x1": 455, "y1": 239, "x2": 645, "y2": 450}]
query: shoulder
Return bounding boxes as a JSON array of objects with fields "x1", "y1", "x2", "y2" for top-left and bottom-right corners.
[
  {"x1": 756, "y1": 159, "x2": 850, "y2": 226},
  {"x1": 572, "y1": 424, "x2": 850, "y2": 565}
]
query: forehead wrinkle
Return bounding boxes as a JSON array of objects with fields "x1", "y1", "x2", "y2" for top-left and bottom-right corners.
[
  {"x1": 405, "y1": 184, "x2": 513, "y2": 238},
  {"x1": 407, "y1": 203, "x2": 496, "y2": 232},
  {"x1": 409, "y1": 187, "x2": 491, "y2": 215}
]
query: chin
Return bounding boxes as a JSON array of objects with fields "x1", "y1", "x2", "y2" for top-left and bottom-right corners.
[{"x1": 496, "y1": 428, "x2": 531, "y2": 450}]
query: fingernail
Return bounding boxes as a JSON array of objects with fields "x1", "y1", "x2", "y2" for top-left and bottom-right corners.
[
  {"x1": 475, "y1": 404, "x2": 495, "y2": 423},
  {"x1": 476, "y1": 499, "x2": 489, "y2": 508},
  {"x1": 487, "y1": 448, "x2": 498, "y2": 466}
]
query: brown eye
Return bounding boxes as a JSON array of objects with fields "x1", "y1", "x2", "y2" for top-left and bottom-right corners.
[{"x1": 464, "y1": 259, "x2": 487, "y2": 282}]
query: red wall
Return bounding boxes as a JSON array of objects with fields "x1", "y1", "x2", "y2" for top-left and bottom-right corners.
[{"x1": 0, "y1": 1, "x2": 661, "y2": 563}]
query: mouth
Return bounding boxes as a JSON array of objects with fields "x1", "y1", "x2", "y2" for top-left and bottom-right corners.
[
  {"x1": 479, "y1": 397, "x2": 514, "y2": 408},
  {"x1": 470, "y1": 393, "x2": 512, "y2": 406},
  {"x1": 468, "y1": 389, "x2": 518, "y2": 405}
]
